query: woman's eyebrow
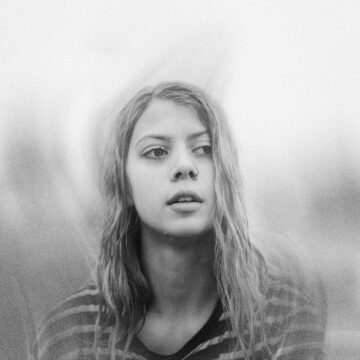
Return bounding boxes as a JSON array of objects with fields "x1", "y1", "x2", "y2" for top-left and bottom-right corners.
[
  {"x1": 135, "y1": 131, "x2": 210, "y2": 147},
  {"x1": 135, "y1": 135, "x2": 170, "y2": 147},
  {"x1": 188, "y1": 130, "x2": 210, "y2": 140}
]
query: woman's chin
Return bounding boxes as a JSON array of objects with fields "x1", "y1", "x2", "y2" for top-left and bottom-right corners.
[
  {"x1": 140, "y1": 218, "x2": 213, "y2": 243},
  {"x1": 160, "y1": 225, "x2": 213, "y2": 241}
]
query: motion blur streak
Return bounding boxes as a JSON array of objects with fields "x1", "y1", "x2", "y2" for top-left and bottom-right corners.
[{"x1": 0, "y1": 1, "x2": 359, "y2": 359}]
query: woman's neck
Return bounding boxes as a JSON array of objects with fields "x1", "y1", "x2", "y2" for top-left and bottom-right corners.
[{"x1": 140, "y1": 225, "x2": 218, "y2": 317}]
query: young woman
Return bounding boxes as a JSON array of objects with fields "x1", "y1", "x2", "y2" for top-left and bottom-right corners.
[{"x1": 35, "y1": 82, "x2": 326, "y2": 360}]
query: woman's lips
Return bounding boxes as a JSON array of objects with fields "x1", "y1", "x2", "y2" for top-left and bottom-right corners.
[
  {"x1": 168, "y1": 201, "x2": 202, "y2": 213},
  {"x1": 167, "y1": 190, "x2": 203, "y2": 205}
]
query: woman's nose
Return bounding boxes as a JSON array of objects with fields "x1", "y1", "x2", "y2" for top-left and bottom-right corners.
[{"x1": 169, "y1": 150, "x2": 198, "y2": 181}]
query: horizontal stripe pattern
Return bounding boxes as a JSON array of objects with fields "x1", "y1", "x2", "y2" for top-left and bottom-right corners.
[
  {"x1": 57, "y1": 346, "x2": 145, "y2": 360},
  {"x1": 35, "y1": 276, "x2": 325, "y2": 360}
]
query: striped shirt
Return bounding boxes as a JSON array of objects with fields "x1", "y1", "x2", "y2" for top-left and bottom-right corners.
[{"x1": 34, "y1": 276, "x2": 325, "y2": 360}]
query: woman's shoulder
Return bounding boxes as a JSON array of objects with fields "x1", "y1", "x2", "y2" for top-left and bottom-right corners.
[
  {"x1": 264, "y1": 269, "x2": 313, "y2": 301},
  {"x1": 34, "y1": 280, "x2": 100, "y2": 360},
  {"x1": 261, "y1": 269, "x2": 326, "y2": 359},
  {"x1": 252, "y1": 231, "x2": 327, "y2": 327},
  {"x1": 263, "y1": 270, "x2": 320, "y2": 322}
]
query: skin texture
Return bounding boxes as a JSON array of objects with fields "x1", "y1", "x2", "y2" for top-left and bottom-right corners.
[
  {"x1": 126, "y1": 99, "x2": 218, "y2": 354},
  {"x1": 126, "y1": 99, "x2": 216, "y2": 241}
]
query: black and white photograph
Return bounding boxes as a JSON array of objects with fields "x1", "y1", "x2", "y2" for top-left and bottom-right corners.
[{"x1": 0, "y1": 1, "x2": 359, "y2": 359}]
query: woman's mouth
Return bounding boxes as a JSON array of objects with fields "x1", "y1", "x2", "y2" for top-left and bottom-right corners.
[{"x1": 167, "y1": 191, "x2": 203, "y2": 205}]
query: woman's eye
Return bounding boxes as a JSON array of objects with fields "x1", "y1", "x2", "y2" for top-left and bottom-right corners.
[
  {"x1": 143, "y1": 147, "x2": 168, "y2": 158},
  {"x1": 193, "y1": 145, "x2": 212, "y2": 155}
]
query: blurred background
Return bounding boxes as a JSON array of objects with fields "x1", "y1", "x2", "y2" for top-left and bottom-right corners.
[{"x1": 0, "y1": 1, "x2": 359, "y2": 359}]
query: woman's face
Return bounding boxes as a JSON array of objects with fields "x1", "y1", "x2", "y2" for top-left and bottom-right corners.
[{"x1": 126, "y1": 99, "x2": 215, "y2": 239}]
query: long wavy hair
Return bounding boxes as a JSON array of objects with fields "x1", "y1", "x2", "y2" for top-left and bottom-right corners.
[{"x1": 95, "y1": 82, "x2": 267, "y2": 359}]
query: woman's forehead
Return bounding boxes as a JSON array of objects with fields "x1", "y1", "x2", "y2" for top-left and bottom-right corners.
[{"x1": 131, "y1": 99, "x2": 209, "y2": 141}]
